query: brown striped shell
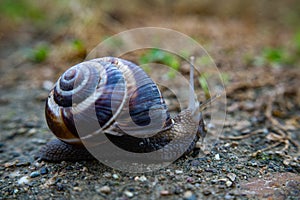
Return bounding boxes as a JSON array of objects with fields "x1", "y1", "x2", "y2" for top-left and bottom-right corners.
[{"x1": 45, "y1": 57, "x2": 172, "y2": 147}]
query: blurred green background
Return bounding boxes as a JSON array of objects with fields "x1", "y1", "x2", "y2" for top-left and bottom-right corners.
[{"x1": 0, "y1": 0, "x2": 299, "y2": 88}]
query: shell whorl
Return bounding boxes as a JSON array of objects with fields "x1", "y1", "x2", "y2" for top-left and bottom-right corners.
[{"x1": 45, "y1": 57, "x2": 171, "y2": 146}]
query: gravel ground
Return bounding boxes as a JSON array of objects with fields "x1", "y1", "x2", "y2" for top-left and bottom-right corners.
[{"x1": 0, "y1": 81, "x2": 299, "y2": 199}]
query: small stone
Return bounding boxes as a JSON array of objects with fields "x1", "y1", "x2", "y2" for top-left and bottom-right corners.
[
  {"x1": 27, "y1": 128, "x2": 37, "y2": 135},
  {"x1": 56, "y1": 183, "x2": 64, "y2": 191},
  {"x1": 124, "y1": 190, "x2": 134, "y2": 198},
  {"x1": 186, "y1": 177, "x2": 194, "y2": 183},
  {"x1": 236, "y1": 164, "x2": 244, "y2": 169},
  {"x1": 24, "y1": 121, "x2": 38, "y2": 128},
  {"x1": 224, "y1": 143, "x2": 231, "y2": 147},
  {"x1": 73, "y1": 187, "x2": 82, "y2": 192},
  {"x1": 31, "y1": 138, "x2": 47, "y2": 145},
  {"x1": 226, "y1": 180, "x2": 233, "y2": 187},
  {"x1": 18, "y1": 176, "x2": 30, "y2": 185},
  {"x1": 30, "y1": 171, "x2": 40, "y2": 178},
  {"x1": 158, "y1": 175, "x2": 166, "y2": 181},
  {"x1": 202, "y1": 190, "x2": 211, "y2": 195},
  {"x1": 175, "y1": 170, "x2": 183, "y2": 174},
  {"x1": 174, "y1": 187, "x2": 182, "y2": 195},
  {"x1": 81, "y1": 167, "x2": 88, "y2": 172},
  {"x1": 4, "y1": 161, "x2": 17, "y2": 168},
  {"x1": 17, "y1": 128, "x2": 27, "y2": 134},
  {"x1": 211, "y1": 179, "x2": 218, "y2": 184},
  {"x1": 218, "y1": 178, "x2": 228, "y2": 183},
  {"x1": 183, "y1": 190, "x2": 196, "y2": 200},
  {"x1": 160, "y1": 190, "x2": 171, "y2": 196},
  {"x1": 224, "y1": 193, "x2": 234, "y2": 199},
  {"x1": 112, "y1": 174, "x2": 119, "y2": 179},
  {"x1": 11, "y1": 151, "x2": 20, "y2": 157},
  {"x1": 15, "y1": 161, "x2": 30, "y2": 167},
  {"x1": 205, "y1": 168, "x2": 218, "y2": 173},
  {"x1": 98, "y1": 186, "x2": 111, "y2": 194},
  {"x1": 215, "y1": 154, "x2": 220, "y2": 160},
  {"x1": 249, "y1": 161, "x2": 258, "y2": 167},
  {"x1": 103, "y1": 172, "x2": 112, "y2": 178},
  {"x1": 139, "y1": 175, "x2": 147, "y2": 182},
  {"x1": 230, "y1": 142, "x2": 239, "y2": 148},
  {"x1": 65, "y1": 166, "x2": 74, "y2": 170},
  {"x1": 190, "y1": 160, "x2": 200, "y2": 166},
  {"x1": 283, "y1": 159, "x2": 290, "y2": 166},
  {"x1": 40, "y1": 167, "x2": 49, "y2": 175},
  {"x1": 226, "y1": 173, "x2": 237, "y2": 182}
]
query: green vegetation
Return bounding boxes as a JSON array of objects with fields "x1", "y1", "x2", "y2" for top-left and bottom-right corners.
[
  {"x1": 0, "y1": 0, "x2": 45, "y2": 24},
  {"x1": 252, "y1": 31, "x2": 300, "y2": 67},
  {"x1": 71, "y1": 39, "x2": 86, "y2": 56},
  {"x1": 293, "y1": 30, "x2": 300, "y2": 54},
  {"x1": 220, "y1": 73, "x2": 230, "y2": 85},
  {"x1": 198, "y1": 73, "x2": 210, "y2": 98},
  {"x1": 139, "y1": 49, "x2": 180, "y2": 78},
  {"x1": 26, "y1": 43, "x2": 50, "y2": 63}
]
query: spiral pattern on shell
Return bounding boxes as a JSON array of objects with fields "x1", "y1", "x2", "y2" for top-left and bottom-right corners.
[{"x1": 45, "y1": 57, "x2": 171, "y2": 146}]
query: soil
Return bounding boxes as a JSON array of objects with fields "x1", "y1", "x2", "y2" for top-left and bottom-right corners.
[{"x1": 0, "y1": 1, "x2": 300, "y2": 200}]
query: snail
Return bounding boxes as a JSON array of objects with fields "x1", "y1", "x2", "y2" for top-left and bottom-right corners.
[{"x1": 38, "y1": 56, "x2": 206, "y2": 162}]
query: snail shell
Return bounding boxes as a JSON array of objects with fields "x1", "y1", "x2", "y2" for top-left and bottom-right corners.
[{"x1": 39, "y1": 57, "x2": 206, "y2": 161}]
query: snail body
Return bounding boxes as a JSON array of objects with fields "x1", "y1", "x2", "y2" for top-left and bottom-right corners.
[{"x1": 38, "y1": 57, "x2": 206, "y2": 161}]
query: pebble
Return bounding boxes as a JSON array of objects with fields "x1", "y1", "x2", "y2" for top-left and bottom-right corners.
[
  {"x1": 215, "y1": 154, "x2": 220, "y2": 160},
  {"x1": 226, "y1": 180, "x2": 233, "y2": 187},
  {"x1": 175, "y1": 170, "x2": 183, "y2": 174},
  {"x1": 186, "y1": 177, "x2": 194, "y2": 183},
  {"x1": 98, "y1": 186, "x2": 111, "y2": 194},
  {"x1": 202, "y1": 190, "x2": 211, "y2": 196},
  {"x1": 112, "y1": 174, "x2": 119, "y2": 179},
  {"x1": 81, "y1": 167, "x2": 88, "y2": 172},
  {"x1": 27, "y1": 128, "x2": 37, "y2": 135},
  {"x1": 103, "y1": 172, "x2": 112, "y2": 178},
  {"x1": 124, "y1": 190, "x2": 134, "y2": 198},
  {"x1": 183, "y1": 191, "x2": 196, "y2": 200},
  {"x1": 158, "y1": 175, "x2": 166, "y2": 181},
  {"x1": 190, "y1": 160, "x2": 200, "y2": 167},
  {"x1": 56, "y1": 183, "x2": 64, "y2": 191},
  {"x1": 139, "y1": 175, "x2": 147, "y2": 182},
  {"x1": 205, "y1": 168, "x2": 218, "y2": 173},
  {"x1": 15, "y1": 161, "x2": 30, "y2": 167},
  {"x1": 160, "y1": 190, "x2": 171, "y2": 196},
  {"x1": 18, "y1": 176, "x2": 30, "y2": 185},
  {"x1": 24, "y1": 121, "x2": 38, "y2": 128},
  {"x1": 249, "y1": 161, "x2": 258, "y2": 167},
  {"x1": 16, "y1": 128, "x2": 27, "y2": 134},
  {"x1": 30, "y1": 171, "x2": 40, "y2": 178},
  {"x1": 31, "y1": 138, "x2": 47, "y2": 145},
  {"x1": 224, "y1": 193, "x2": 235, "y2": 199},
  {"x1": 236, "y1": 164, "x2": 244, "y2": 169},
  {"x1": 73, "y1": 187, "x2": 82, "y2": 192},
  {"x1": 40, "y1": 167, "x2": 49, "y2": 175},
  {"x1": 172, "y1": 187, "x2": 181, "y2": 194},
  {"x1": 226, "y1": 173, "x2": 237, "y2": 182}
]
